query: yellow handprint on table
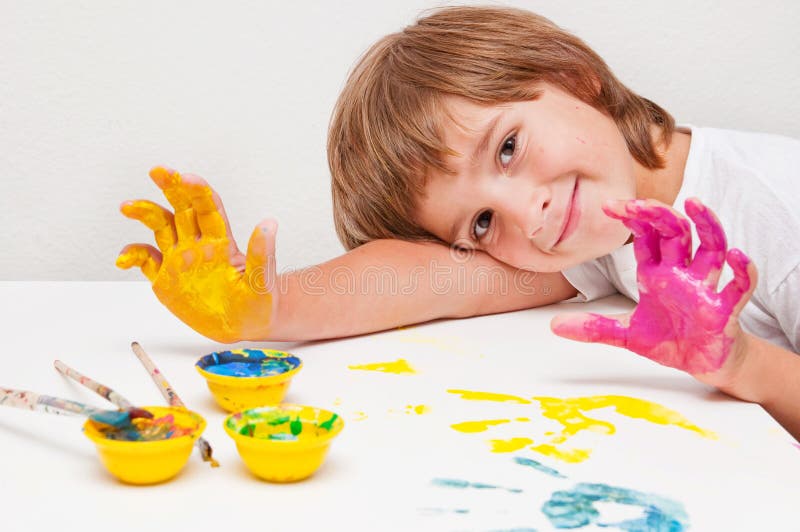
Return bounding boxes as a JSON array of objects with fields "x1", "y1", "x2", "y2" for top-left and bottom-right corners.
[{"x1": 117, "y1": 167, "x2": 278, "y2": 343}]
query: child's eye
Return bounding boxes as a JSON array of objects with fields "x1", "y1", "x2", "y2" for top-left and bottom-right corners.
[
  {"x1": 472, "y1": 210, "x2": 493, "y2": 241},
  {"x1": 499, "y1": 134, "x2": 516, "y2": 167}
]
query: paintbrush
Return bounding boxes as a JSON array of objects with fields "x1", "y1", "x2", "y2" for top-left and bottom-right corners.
[
  {"x1": 0, "y1": 387, "x2": 151, "y2": 428},
  {"x1": 53, "y1": 359, "x2": 141, "y2": 412},
  {"x1": 130, "y1": 341, "x2": 220, "y2": 467}
]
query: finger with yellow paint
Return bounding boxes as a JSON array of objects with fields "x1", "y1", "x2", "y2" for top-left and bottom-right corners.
[
  {"x1": 116, "y1": 243, "x2": 162, "y2": 282},
  {"x1": 116, "y1": 166, "x2": 279, "y2": 343},
  {"x1": 119, "y1": 200, "x2": 177, "y2": 251},
  {"x1": 149, "y1": 166, "x2": 200, "y2": 243},
  {"x1": 181, "y1": 173, "x2": 239, "y2": 256},
  {"x1": 245, "y1": 218, "x2": 279, "y2": 296}
]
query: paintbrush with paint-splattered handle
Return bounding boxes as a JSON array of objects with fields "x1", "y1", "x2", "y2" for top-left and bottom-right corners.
[
  {"x1": 130, "y1": 341, "x2": 220, "y2": 467},
  {"x1": 0, "y1": 387, "x2": 152, "y2": 428},
  {"x1": 54, "y1": 360, "x2": 136, "y2": 410}
]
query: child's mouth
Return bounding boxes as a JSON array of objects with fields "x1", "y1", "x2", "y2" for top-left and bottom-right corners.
[{"x1": 554, "y1": 178, "x2": 580, "y2": 248}]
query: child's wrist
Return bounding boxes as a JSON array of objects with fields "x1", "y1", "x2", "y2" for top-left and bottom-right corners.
[
  {"x1": 716, "y1": 330, "x2": 769, "y2": 405},
  {"x1": 248, "y1": 272, "x2": 288, "y2": 341}
]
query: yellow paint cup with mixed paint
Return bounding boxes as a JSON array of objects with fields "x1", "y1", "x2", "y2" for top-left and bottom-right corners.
[
  {"x1": 195, "y1": 348, "x2": 303, "y2": 412},
  {"x1": 82, "y1": 406, "x2": 206, "y2": 485},
  {"x1": 224, "y1": 404, "x2": 344, "y2": 482}
]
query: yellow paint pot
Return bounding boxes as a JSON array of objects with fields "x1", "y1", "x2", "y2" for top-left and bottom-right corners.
[
  {"x1": 82, "y1": 406, "x2": 206, "y2": 485},
  {"x1": 224, "y1": 404, "x2": 344, "y2": 482},
  {"x1": 195, "y1": 348, "x2": 303, "y2": 412}
]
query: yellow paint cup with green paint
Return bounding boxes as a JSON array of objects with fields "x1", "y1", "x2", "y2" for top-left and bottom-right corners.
[
  {"x1": 82, "y1": 406, "x2": 206, "y2": 485},
  {"x1": 195, "y1": 348, "x2": 303, "y2": 412},
  {"x1": 224, "y1": 404, "x2": 344, "y2": 482}
]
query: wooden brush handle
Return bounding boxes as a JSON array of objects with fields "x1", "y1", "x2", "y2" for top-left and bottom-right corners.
[{"x1": 53, "y1": 360, "x2": 134, "y2": 409}]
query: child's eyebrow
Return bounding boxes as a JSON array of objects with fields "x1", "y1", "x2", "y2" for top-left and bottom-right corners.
[{"x1": 470, "y1": 113, "x2": 504, "y2": 164}]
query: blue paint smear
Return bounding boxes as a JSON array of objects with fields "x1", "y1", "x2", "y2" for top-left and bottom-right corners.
[
  {"x1": 205, "y1": 359, "x2": 294, "y2": 377},
  {"x1": 418, "y1": 508, "x2": 471, "y2": 515},
  {"x1": 542, "y1": 483, "x2": 688, "y2": 531},
  {"x1": 432, "y1": 478, "x2": 523, "y2": 494},
  {"x1": 197, "y1": 349, "x2": 301, "y2": 377},
  {"x1": 90, "y1": 410, "x2": 132, "y2": 427},
  {"x1": 513, "y1": 456, "x2": 567, "y2": 478}
]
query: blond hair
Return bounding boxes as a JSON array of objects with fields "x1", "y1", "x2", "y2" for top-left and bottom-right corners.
[{"x1": 328, "y1": 5, "x2": 674, "y2": 250}]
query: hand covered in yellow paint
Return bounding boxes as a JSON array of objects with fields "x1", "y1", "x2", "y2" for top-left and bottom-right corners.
[{"x1": 116, "y1": 167, "x2": 278, "y2": 343}]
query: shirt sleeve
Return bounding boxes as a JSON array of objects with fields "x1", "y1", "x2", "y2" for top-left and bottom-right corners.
[
  {"x1": 561, "y1": 258, "x2": 618, "y2": 303},
  {"x1": 764, "y1": 264, "x2": 800, "y2": 353}
]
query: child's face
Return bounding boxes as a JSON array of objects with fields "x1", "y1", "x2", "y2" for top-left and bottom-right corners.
[{"x1": 415, "y1": 83, "x2": 636, "y2": 272}]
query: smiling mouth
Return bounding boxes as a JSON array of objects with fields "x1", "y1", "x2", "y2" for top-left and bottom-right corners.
[{"x1": 553, "y1": 178, "x2": 580, "y2": 248}]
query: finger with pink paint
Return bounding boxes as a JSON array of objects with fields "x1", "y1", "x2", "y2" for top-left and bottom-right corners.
[
  {"x1": 603, "y1": 198, "x2": 692, "y2": 268},
  {"x1": 552, "y1": 197, "x2": 757, "y2": 377},
  {"x1": 719, "y1": 247, "x2": 757, "y2": 314},
  {"x1": 684, "y1": 197, "x2": 727, "y2": 288}
]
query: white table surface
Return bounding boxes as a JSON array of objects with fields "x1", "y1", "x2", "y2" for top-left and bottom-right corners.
[{"x1": 0, "y1": 282, "x2": 797, "y2": 531}]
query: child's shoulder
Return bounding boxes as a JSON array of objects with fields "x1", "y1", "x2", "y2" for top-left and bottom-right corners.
[
  {"x1": 692, "y1": 125, "x2": 800, "y2": 169},
  {"x1": 680, "y1": 125, "x2": 800, "y2": 293},
  {"x1": 686, "y1": 125, "x2": 799, "y2": 204}
]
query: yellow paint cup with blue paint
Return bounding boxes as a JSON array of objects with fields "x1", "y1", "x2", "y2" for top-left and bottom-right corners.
[
  {"x1": 82, "y1": 406, "x2": 206, "y2": 485},
  {"x1": 195, "y1": 348, "x2": 303, "y2": 412},
  {"x1": 224, "y1": 404, "x2": 344, "y2": 482}
]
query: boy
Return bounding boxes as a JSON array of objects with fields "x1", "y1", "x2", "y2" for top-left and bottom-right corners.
[{"x1": 117, "y1": 6, "x2": 800, "y2": 439}]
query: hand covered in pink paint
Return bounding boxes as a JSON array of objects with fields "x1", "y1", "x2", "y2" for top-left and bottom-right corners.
[
  {"x1": 116, "y1": 167, "x2": 279, "y2": 343},
  {"x1": 551, "y1": 198, "x2": 757, "y2": 385}
]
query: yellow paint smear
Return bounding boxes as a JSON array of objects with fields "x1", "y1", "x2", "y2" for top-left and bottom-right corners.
[
  {"x1": 348, "y1": 359, "x2": 416, "y2": 374},
  {"x1": 447, "y1": 389, "x2": 531, "y2": 404},
  {"x1": 534, "y1": 395, "x2": 717, "y2": 440},
  {"x1": 490, "y1": 437, "x2": 533, "y2": 453},
  {"x1": 528, "y1": 395, "x2": 716, "y2": 463},
  {"x1": 405, "y1": 404, "x2": 431, "y2": 415},
  {"x1": 451, "y1": 419, "x2": 511, "y2": 433},
  {"x1": 448, "y1": 390, "x2": 717, "y2": 464},
  {"x1": 530, "y1": 443, "x2": 592, "y2": 463}
]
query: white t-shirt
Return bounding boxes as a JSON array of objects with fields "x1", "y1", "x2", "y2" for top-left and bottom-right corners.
[{"x1": 562, "y1": 125, "x2": 800, "y2": 353}]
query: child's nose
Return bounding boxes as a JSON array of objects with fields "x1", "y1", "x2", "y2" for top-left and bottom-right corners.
[{"x1": 505, "y1": 189, "x2": 550, "y2": 240}]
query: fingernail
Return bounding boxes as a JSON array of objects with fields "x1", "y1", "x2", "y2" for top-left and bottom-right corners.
[
  {"x1": 730, "y1": 248, "x2": 750, "y2": 266},
  {"x1": 149, "y1": 166, "x2": 167, "y2": 180},
  {"x1": 627, "y1": 200, "x2": 644, "y2": 213},
  {"x1": 262, "y1": 220, "x2": 277, "y2": 234},
  {"x1": 603, "y1": 198, "x2": 626, "y2": 209}
]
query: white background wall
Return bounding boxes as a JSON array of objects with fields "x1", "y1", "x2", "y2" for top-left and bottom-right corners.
[{"x1": 1, "y1": 0, "x2": 798, "y2": 280}]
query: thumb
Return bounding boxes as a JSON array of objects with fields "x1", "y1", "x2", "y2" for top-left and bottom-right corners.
[
  {"x1": 245, "y1": 218, "x2": 278, "y2": 295},
  {"x1": 550, "y1": 312, "x2": 628, "y2": 349}
]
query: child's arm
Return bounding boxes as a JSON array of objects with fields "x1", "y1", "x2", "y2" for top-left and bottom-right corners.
[
  {"x1": 117, "y1": 167, "x2": 576, "y2": 343},
  {"x1": 723, "y1": 331, "x2": 800, "y2": 441},
  {"x1": 551, "y1": 197, "x2": 800, "y2": 441},
  {"x1": 272, "y1": 238, "x2": 577, "y2": 341}
]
